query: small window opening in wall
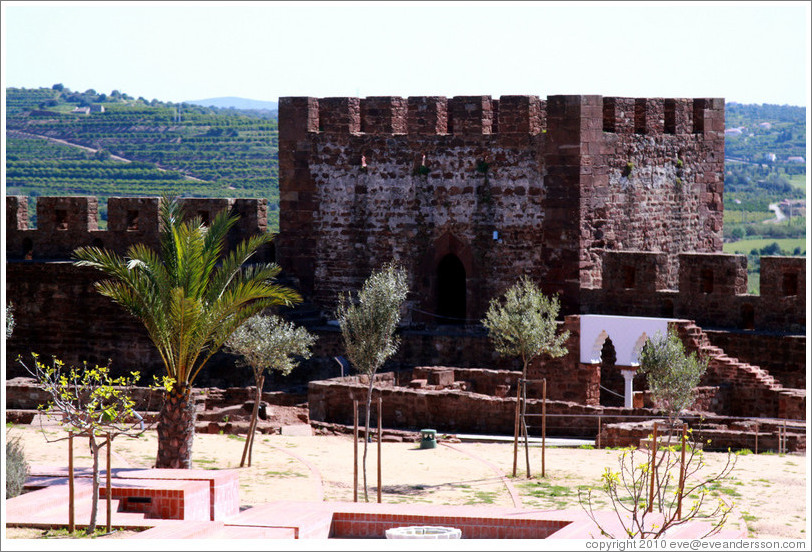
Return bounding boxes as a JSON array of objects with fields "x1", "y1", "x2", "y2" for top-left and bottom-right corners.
[
  {"x1": 741, "y1": 304, "x2": 755, "y2": 330},
  {"x1": 661, "y1": 299, "x2": 674, "y2": 318},
  {"x1": 782, "y1": 272, "x2": 798, "y2": 296},
  {"x1": 622, "y1": 265, "x2": 636, "y2": 289},
  {"x1": 23, "y1": 238, "x2": 34, "y2": 260},
  {"x1": 126, "y1": 210, "x2": 140, "y2": 231},
  {"x1": 197, "y1": 211, "x2": 210, "y2": 226},
  {"x1": 664, "y1": 100, "x2": 677, "y2": 134},
  {"x1": 55, "y1": 210, "x2": 68, "y2": 231},
  {"x1": 701, "y1": 268, "x2": 714, "y2": 294}
]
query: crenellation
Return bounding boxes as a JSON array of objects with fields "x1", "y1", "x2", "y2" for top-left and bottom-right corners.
[
  {"x1": 679, "y1": 252, "x2": 748, "y2": 296},
  {"x1": 448, "y1": 95, "x2": 493, "y2": 136},
  {"x1": 278, "y1": 97, "x2": 319, "y2": 142},
  {"x1": 664, "y1": 98, "x2": 693, "y2": 134},
  {"x1": 634, "y1": 97, "x2": 665, "y2": 135},
  {"x1": 318, "y1": 97, "x2": 361, "y2": 134},
  {"x1": 6, "y1": 196, "x2": 270, "y2": 261},
  {"x1": 602, "y1": 97, "x2": 636, "y2": 133},
  {"x1": 407, "y1": 96, "x2": 448, "y2": 135},
  {"x1": 496, "y1": 95, "x2": 542, "y2": 139},
  {"x1": 6, "y1": 195, "x2": 29, "y2": 231},
  {"x1": 37, "y1": 196, "x2": 99, "y2": 234},
  {"x1": 107, "y1": 196, "x2": 160, "y2": 233},
  {"x1": 360, "y1": 96, "x2": 407, "y2": 134}
]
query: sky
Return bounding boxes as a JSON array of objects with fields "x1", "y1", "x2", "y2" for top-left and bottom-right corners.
[{"x1": 1, "y1": 1, "x2": 811, "y2": 106}]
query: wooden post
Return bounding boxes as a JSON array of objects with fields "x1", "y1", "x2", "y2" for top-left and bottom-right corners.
[
  {"x1": 597, "y1": 416, "x2": 602, "y2": 449},
  {"x1": 647, "y1": 422, "x2": 658, "y2": 513},
  {"x1": 754, "y1": 424, "x2": 759, "y2": 455},
  {"x1": 541, "y1": 378, "x2": 547, "y2": 478},
  {"x1": 377, "y1": 397, "x2": 382, "y2": 504},
  {"x1": 68, "y1": 432, "x2": 75, "y2": 533},
  {"x1": 783, "y1": 421, "x2": 787, "y2": 454},
  {"x1": 677, "y1": 423, "x2": 687, "y2": 519},
  {"x1": 106, "y1": 433, "x2": 112, "y2": 533},
  {"x1": 512, "y1": 379, "x2": 521, "y2": 477},
  {"x1": 522, "y1": 381, "x2": 531, "y2": 478},
  {"x1": 353, "y1": 399, "x2": 358, "y2": 503}
]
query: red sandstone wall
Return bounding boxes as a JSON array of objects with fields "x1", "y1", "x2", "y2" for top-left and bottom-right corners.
[
  {"x1": 278, "y1": 94, "x2": 725, "y2": 320},
  {"x1": 582, "y1": 251, "x2": 805, "y2": 333},
  {"x1": 584, "y1": 98, "x2": 725, "y2": 290},
  {"x1": 5, "y1": 196, "x2": 271, "y2": 261}
]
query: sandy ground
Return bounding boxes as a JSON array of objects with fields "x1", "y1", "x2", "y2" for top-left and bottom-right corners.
[{"x1": 4, "y1": 420, "x2": 809, "y2": 540}]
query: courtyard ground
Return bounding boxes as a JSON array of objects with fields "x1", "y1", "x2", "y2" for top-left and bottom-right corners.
[{"x1": 4, "y1": 421, "x2": 808, "y2": 540}]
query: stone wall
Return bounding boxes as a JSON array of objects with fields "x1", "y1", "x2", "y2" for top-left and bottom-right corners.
[
  {"x1": 703, "y1": 330, "x2": 807, "y2": 389},
  {"x1": 307, "y1": 374, "x2": 654, "y2": 437},
  {"x1": 278, "y1": 94, "x2": 725, "y2": 321},
  {"x1": 5, "y1": 195, "x2": 272, "y2": 261},
  {"x1": 582, "y1": 251, "x2": 805, "y2": 333}
]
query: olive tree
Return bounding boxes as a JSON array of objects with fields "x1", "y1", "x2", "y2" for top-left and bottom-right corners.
[
  {"x1": 638, "y1": 330, "x2": 708, "y2": 429},
  {"x1": 225, "y1": 314, "x2": 316, "y2": 467},
  {"x1": 336, "y1": 264, "x2": 409, "y2": 502},
  {"x1": 482, "y1": 276, "x2": 570, "y2": 477}
]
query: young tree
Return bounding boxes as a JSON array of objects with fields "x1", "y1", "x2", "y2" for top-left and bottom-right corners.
[
  {"x1": 73, "y1": 196, "x2": 300, "y2": 468},
  {"x1": 225, "y1": 314, "x2": 316, "y2": 467},
  {"x1": 638, "y1": 330, "x2": 708, "y2": 429},
  {"x1": 482, "y1": 276, "x2": 570, "y2": 477},
  {"x1": 17, "y1": 354, "x2": 165, "y2": 534},
  {"x1": 579, "y1": 435, "x2": 738, "y2": 539},
  {"x1": 336, "y1": 264, "x2": 409, "y2": 502}
]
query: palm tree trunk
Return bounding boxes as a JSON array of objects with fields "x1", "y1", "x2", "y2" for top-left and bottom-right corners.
[{"x1": 157, "y1": 385, "x2": 196, "y2": 469}]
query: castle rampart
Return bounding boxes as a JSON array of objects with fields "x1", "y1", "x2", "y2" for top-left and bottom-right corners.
[
  {"x1": 6, "y1": 195, "x2": 270, "y2": 260},
  {"x1": 581, "y1": 250, "x2": 805, "y2": 333}
]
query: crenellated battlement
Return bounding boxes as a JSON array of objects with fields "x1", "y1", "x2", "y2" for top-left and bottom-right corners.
[
  {"x1": 279, "y1": 95, "x2": 724, "y2": 139},
  {"x1": 6, "y1": 195, "x2": 270, "y2": 260},
  {"x1": 586, "y1": 251, "x2": 805, "y2": 333}
]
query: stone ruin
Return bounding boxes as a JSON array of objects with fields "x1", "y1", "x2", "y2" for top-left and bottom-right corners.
[{"x1": 4, "y1": 94, "x2": 806, "y2": 450}]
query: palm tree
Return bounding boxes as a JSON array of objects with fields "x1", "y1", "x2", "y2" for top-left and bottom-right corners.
[{"x1": 73, "y1": 197, "x2": 300, "y2": 468}]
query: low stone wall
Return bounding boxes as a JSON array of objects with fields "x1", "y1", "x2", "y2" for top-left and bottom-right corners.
[
  {"x1": 599, "y1": 419, "x2": 806, "y2": 453},
  {"x1": 308, "y1": 373, "x2": 662, "y2": 437}
]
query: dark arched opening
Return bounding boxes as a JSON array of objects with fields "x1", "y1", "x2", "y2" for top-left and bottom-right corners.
[
  {"x1": 23, "y1": 238, "x2": 34, "y2": 260},
  {"x1": 600, "y1": 337, "x2": 624, "y2": 407},
  {"x1": 436, "y1": 253, "x2": 466, "y2": 324},
  {"x1": 741, "y1": 304, "x2": 755, "y2": 330}
]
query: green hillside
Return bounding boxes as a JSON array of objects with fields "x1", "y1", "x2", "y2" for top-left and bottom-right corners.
[{"x1": 6, "y1": 86, "x2": 279, "y2": 229}]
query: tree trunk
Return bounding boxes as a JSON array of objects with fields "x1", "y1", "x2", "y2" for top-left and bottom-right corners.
[
  {"x1": 156, "y1": 385, "x2": 196, "y2": 469},
  {"x1": 241, "y1": 374, "x2": 264, "y2": 468},
  {"x1": 87, "y1": 433, "x2": 100, "y2": 535}
]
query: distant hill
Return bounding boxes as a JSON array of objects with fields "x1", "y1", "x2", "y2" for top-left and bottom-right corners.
[
  {"x1": 185, "y1": 96, "x2": 278, "y2": 112},
  {"x1": 5, "y1": 86, "x2": 280, "y2": 229}
]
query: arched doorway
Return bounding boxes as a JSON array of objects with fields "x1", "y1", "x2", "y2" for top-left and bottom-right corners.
[
  {"x1": 436, "y1": 253, "x2": 466, "y2": 324},
  {"x1": 600, "y1": 337, "x2": 624, "y2": 407}
]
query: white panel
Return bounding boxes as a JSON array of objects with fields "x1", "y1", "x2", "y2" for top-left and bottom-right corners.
[{"x1": 580, "y1": 314, "x2": 671, "y2": 367}]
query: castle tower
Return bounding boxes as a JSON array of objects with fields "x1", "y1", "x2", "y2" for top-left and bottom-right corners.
[{"x1": 277, "y1": 94, "x2": 725, "y2": 323}]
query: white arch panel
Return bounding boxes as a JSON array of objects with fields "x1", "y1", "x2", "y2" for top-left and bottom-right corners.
[{"x1": 580, "y1": 315, "x2": 671, "y2": 367}]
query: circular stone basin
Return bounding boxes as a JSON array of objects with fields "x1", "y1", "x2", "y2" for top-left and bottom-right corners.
[{"x1": 385, "y1": 526, "x2": 462, "y2": 539}]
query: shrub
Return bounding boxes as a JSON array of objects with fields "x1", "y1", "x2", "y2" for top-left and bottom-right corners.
[{"x1": 6, "y1": 434, "x2": 30, "y2": 499}]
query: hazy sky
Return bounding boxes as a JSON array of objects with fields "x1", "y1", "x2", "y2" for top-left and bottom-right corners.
[{"x1": 2, "y1": 1, "x2": 810, "y2": 106}]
